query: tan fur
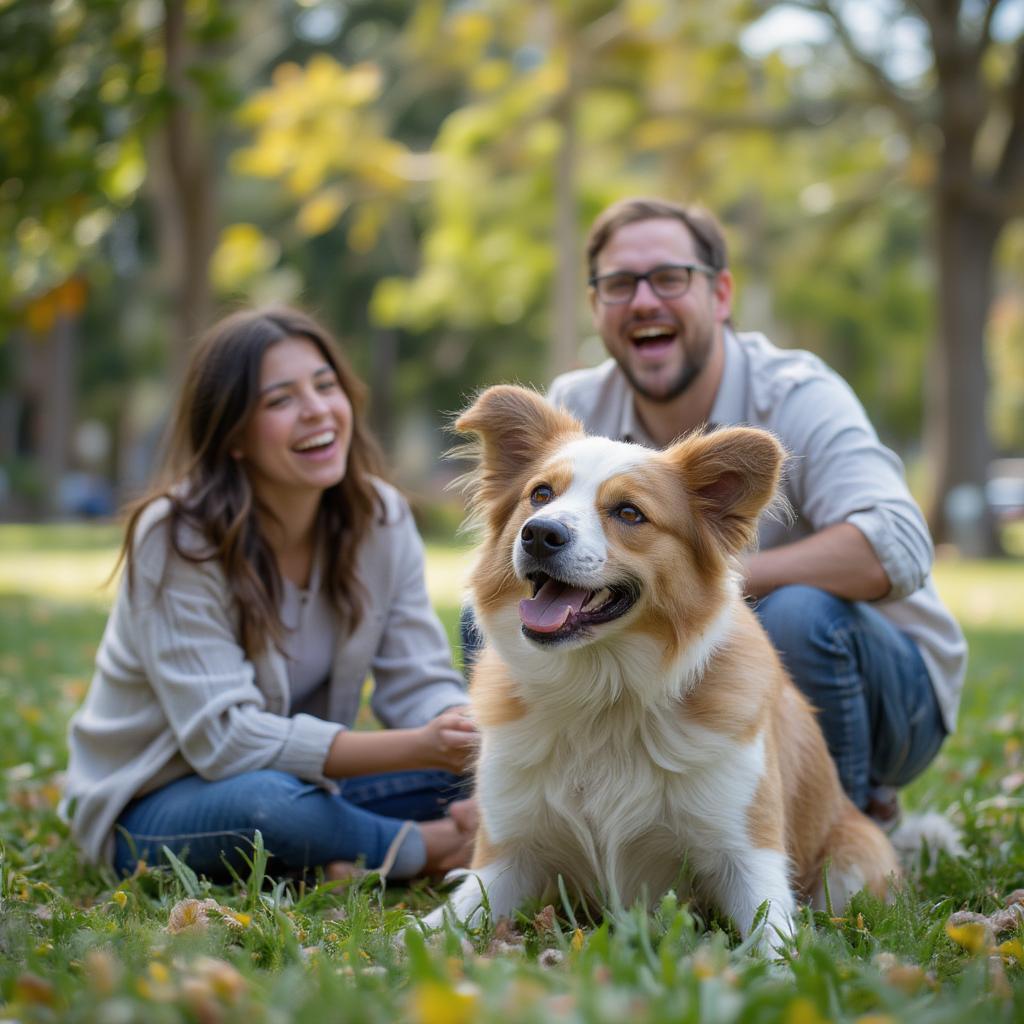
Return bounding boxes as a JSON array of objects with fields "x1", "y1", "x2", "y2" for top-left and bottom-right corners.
[
  {"x1": 470, "y1": 825, "x2": 503, "y2": 870},
  {"x1": 437, "y1": 386, "x2": 900, "y2": 943},
  {"x1": 470, "y1": 647, "x2": 528, "y2": 727}
]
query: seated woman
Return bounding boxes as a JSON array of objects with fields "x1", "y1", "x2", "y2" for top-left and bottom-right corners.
[{"x1": 63, "y1": 306, "x2": 477, "y2": 882}]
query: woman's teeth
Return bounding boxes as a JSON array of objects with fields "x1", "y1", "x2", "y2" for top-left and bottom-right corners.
[{"x1": 293, "y1": 430, "x2": 335, "y2": 452}]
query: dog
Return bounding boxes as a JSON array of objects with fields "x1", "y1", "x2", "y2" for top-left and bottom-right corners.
[{"x1": 422, "y1": 385, "x2": 900, "y2": 947}]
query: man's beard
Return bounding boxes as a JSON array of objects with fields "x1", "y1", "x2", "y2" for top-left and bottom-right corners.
[{"x1": 615, "y1": 329, "x2": 712, "y2": 404}]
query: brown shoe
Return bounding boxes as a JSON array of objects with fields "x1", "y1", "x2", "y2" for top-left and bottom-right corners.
[{"x1": 866, "y1": 786, "x2": 902, "y2": 833}]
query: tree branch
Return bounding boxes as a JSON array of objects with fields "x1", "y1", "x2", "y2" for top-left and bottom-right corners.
[
  {"x1": 977, "y1": 0, "x2": 1000, "y2": 54},
  {"x1": 785, "y1": 0, "x2": 923, "y2": 132}
]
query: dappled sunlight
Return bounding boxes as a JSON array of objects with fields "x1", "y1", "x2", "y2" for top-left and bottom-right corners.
[{"x1": 932, "y1": 558, "x2": 1024, "y2": 632}]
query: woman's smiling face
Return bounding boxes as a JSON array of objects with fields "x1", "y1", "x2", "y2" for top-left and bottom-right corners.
[{"x1": 235, "y1": 336, "x2": 353, "y2": 509}]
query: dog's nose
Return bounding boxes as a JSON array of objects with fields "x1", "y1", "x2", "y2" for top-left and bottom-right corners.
[{"x1": 520, "y1": 517, "x2": 570, "y2": 560}]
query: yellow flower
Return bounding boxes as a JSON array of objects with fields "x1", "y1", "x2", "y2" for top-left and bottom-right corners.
[
  {"x1": 409, "y1": 980, "x2": 481, "y2": 1024},
  {"x1": 570, "y1": 928, "x2": 585, "y2": 953},
  {"x1": 148, "y1": 961, "x2": 171, "y2": 985},
  {"x1": 998, "y1": 938, "x2": 1024, "y2": 962},
  {"x1": 111, "y1": 889, "x2": 128, "y2": 908},
  {"x1": 193, "y1": 956, "x2": 248, "y2": 1003},
  {"x1": 945, "y1": 919, "x2": 992, "y2": 954},
  {"x1": 784, "y1": 996, "x2": 829, "y2": 1024},
  {"x1": 84, "y1": 948, "x2": 120, "y2": 996},
  {"x1": 219, "y1": 908, "x2": 252, "y2": 930}
]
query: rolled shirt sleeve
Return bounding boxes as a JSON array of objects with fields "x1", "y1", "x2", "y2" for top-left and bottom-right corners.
[{"x1": 769, "y1": 376, "x2": 933, "y2": 601}]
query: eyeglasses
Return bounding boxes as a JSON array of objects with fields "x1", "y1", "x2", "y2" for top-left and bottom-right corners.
[{"x1": 589, "y1": 262, "x2": 716, "y2": 304}]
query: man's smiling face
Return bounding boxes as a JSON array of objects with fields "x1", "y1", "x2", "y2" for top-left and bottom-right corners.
[{"x1": 589, "y1": 217, "x2": 733, "y2": 404}]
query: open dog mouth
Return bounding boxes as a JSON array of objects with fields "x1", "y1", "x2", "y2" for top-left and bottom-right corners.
[{"x1": 519, "y1": 572, "x2": 640, "y2": 644}]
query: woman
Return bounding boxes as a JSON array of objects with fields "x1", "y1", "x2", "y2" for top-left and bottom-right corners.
[{"x1": 63, "y1": 307, "x2": 477, "y2": 882}]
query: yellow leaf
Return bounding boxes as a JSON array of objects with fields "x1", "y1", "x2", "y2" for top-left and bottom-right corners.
[
  {"x1": 99, "y1": 136, "x2": 146, "y2": 203},
  {"x1": 296, "y1": 187, "x2": 348, "y2": 237},
  {"x1": 409, "y1": 980, "x2": 480, "y2": 1024},
  {"x1": 945, "y1": 919, "x2": 992, "y2": 954},
  {"x1": 345, "y1": 62, "x2": 383, "y2": 105},
  {"x1": 470, "y1": 59, "x2": 511, "y2": 94},
  {"x1": 347, "y1": 203, "x2": 383, "y2": 254},
  {"x1": 210, "y1": 224, "x2": 279, "y2": 293},
  {"x1": 571, "y1": 928, "x2": 585, "y2": 952},
  {"x1": 450, "y1": 10, "x2": 492, "y2": 51},
  {"x1": 625, "y1": 0, "x2": 667, "y2": 31}
]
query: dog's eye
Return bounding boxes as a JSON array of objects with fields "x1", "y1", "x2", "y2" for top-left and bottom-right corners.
[
  {"x1": 614, "y1": 504, "x2": 646, "y2": 524},
  {"x1": 530, "y1": 485, "x2": 554, "y2": 506}
]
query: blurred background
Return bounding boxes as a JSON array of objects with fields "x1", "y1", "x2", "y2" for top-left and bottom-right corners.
[{"x1": 1, "y1": 0, "x2": 1022, "y2": 555}]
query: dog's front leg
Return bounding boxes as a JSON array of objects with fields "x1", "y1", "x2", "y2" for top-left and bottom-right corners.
[
  {"x1": 420, "y1": 854, "x2": 545, "y2": 933},
  {"x1": 697, "y1": 846, "x2": 796, "y2": 952}
]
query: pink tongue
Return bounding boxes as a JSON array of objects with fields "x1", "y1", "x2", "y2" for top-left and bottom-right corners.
[{"x1": 519, "y1": 580, "x2": 590, "y2": 633}]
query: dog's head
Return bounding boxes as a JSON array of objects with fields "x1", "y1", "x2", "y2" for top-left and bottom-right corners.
[{"x1": 455, "y1": 385, "x2": 784, "y2": 666}]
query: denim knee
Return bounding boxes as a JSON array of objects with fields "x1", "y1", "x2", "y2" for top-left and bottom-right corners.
[
  {"x1": 242, "y1": 771, "x2": 325, "y2": 843},
  {"x1": 755, "y1": 585, "x2": 855, "y2": 666}
]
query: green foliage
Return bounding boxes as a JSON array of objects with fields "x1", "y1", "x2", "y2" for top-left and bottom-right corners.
[{"x1": 1, "y1": 527, "x2": 1024, "y2": 1019}]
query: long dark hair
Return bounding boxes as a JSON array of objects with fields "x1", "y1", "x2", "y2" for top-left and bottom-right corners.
[{"x1": 119, "y1": 306, "x2": 388, "y2": 657}]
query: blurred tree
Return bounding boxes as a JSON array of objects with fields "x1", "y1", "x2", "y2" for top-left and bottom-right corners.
[
  {"x1": 0, "y1": 0, "x2": 243, "y2": 513},
  {"x1": 756, "y1": 0, "x2": 1024, "y2": 550}
]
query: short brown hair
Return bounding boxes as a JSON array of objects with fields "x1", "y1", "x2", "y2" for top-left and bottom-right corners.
[{"x1": 586, "y1": 197, "x2": 729, "y2": 278}]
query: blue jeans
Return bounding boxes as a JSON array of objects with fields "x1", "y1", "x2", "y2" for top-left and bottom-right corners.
[
  {"x1": 460, "y1": 587, "x2": 946, "y2": 811},
  {"x1": 113, "y1": 769, "x2": 467, "y2": 879},
  {"x1": 755, "y1": 585, "x2": 946, "y2": 809}
]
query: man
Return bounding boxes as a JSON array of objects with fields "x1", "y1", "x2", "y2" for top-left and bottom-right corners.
[{"x1": 547, "y1": 197, "x2": 966, "y2": 825}]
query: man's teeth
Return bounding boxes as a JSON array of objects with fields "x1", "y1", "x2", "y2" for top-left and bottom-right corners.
[
  {"x1": 294, "y1": 431, "x2": 335, "y2": 452},
  {"x1": 631, "y1": 326, "x2": 673, "y2": 340},
  {"x1": 582, "y1": 588, "x2": 611, "y2": 611}
]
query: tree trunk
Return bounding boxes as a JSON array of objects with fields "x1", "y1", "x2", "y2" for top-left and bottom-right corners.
[
  {"x1": 926, "y1": 192, "x2": 1003, "y2": 554},
  {"x1": 157, "y1": 0, "x2": 216, "y2": 389},
  {"x1": 38, "y1": 315, "x2": 77, "y2": 519},
  {"x1": 549, "y1": 36, "x2": 579, "y2": 381}
]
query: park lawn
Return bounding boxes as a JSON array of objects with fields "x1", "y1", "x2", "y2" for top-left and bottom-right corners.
[{"x1": 0, "y1": 524, "x2": 1022, "y2": 1022}]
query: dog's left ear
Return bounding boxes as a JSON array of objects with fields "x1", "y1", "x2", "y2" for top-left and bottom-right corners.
[
  {"x1": 665, "y1": 427, "x2": 785, "y2": 554},
  {"x1": 455, "y1": 384, "x2": 580, "y2": 477},
  {"x1": 454, "y1": 385, "x2": 582, "y2": 531}
]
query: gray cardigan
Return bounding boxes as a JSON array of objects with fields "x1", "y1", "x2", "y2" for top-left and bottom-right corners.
[{"x1": 63, "y1": 480, "x2": 468, "y2": 864}]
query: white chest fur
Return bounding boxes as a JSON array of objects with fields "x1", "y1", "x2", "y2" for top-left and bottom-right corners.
[{"x1": 476, "y1": 685, "x2": 767, "y2": 908}]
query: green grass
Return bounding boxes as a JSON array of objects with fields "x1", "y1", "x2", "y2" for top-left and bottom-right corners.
[{"x1": 1, "y1": 524, "x2": 1023, "y2": 1022}]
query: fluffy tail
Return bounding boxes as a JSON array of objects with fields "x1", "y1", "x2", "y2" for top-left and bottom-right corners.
[
  {"x1": 889, "y1": 811, "x2": 966, "y2": 866},
  {"x1": 812, "y1": 805, "x2": 902, "y2": 913}
]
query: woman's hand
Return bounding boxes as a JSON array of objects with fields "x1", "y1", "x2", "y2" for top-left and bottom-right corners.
[
  {"x1": 416, "y1": 708, "x2": 478, "y2": 774},
  {"x1": 324, "y1": 708, "x2": 478, "y2": 778}
]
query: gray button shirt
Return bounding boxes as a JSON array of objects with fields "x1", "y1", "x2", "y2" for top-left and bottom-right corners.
[{"x1": 547, "y1": 329, "x2": 966, "y2": 735}]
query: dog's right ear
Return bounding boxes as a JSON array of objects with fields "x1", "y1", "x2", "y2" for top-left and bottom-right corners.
[{"x1": 454, "y1": 386, "x2": 581, "y2": 528}]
